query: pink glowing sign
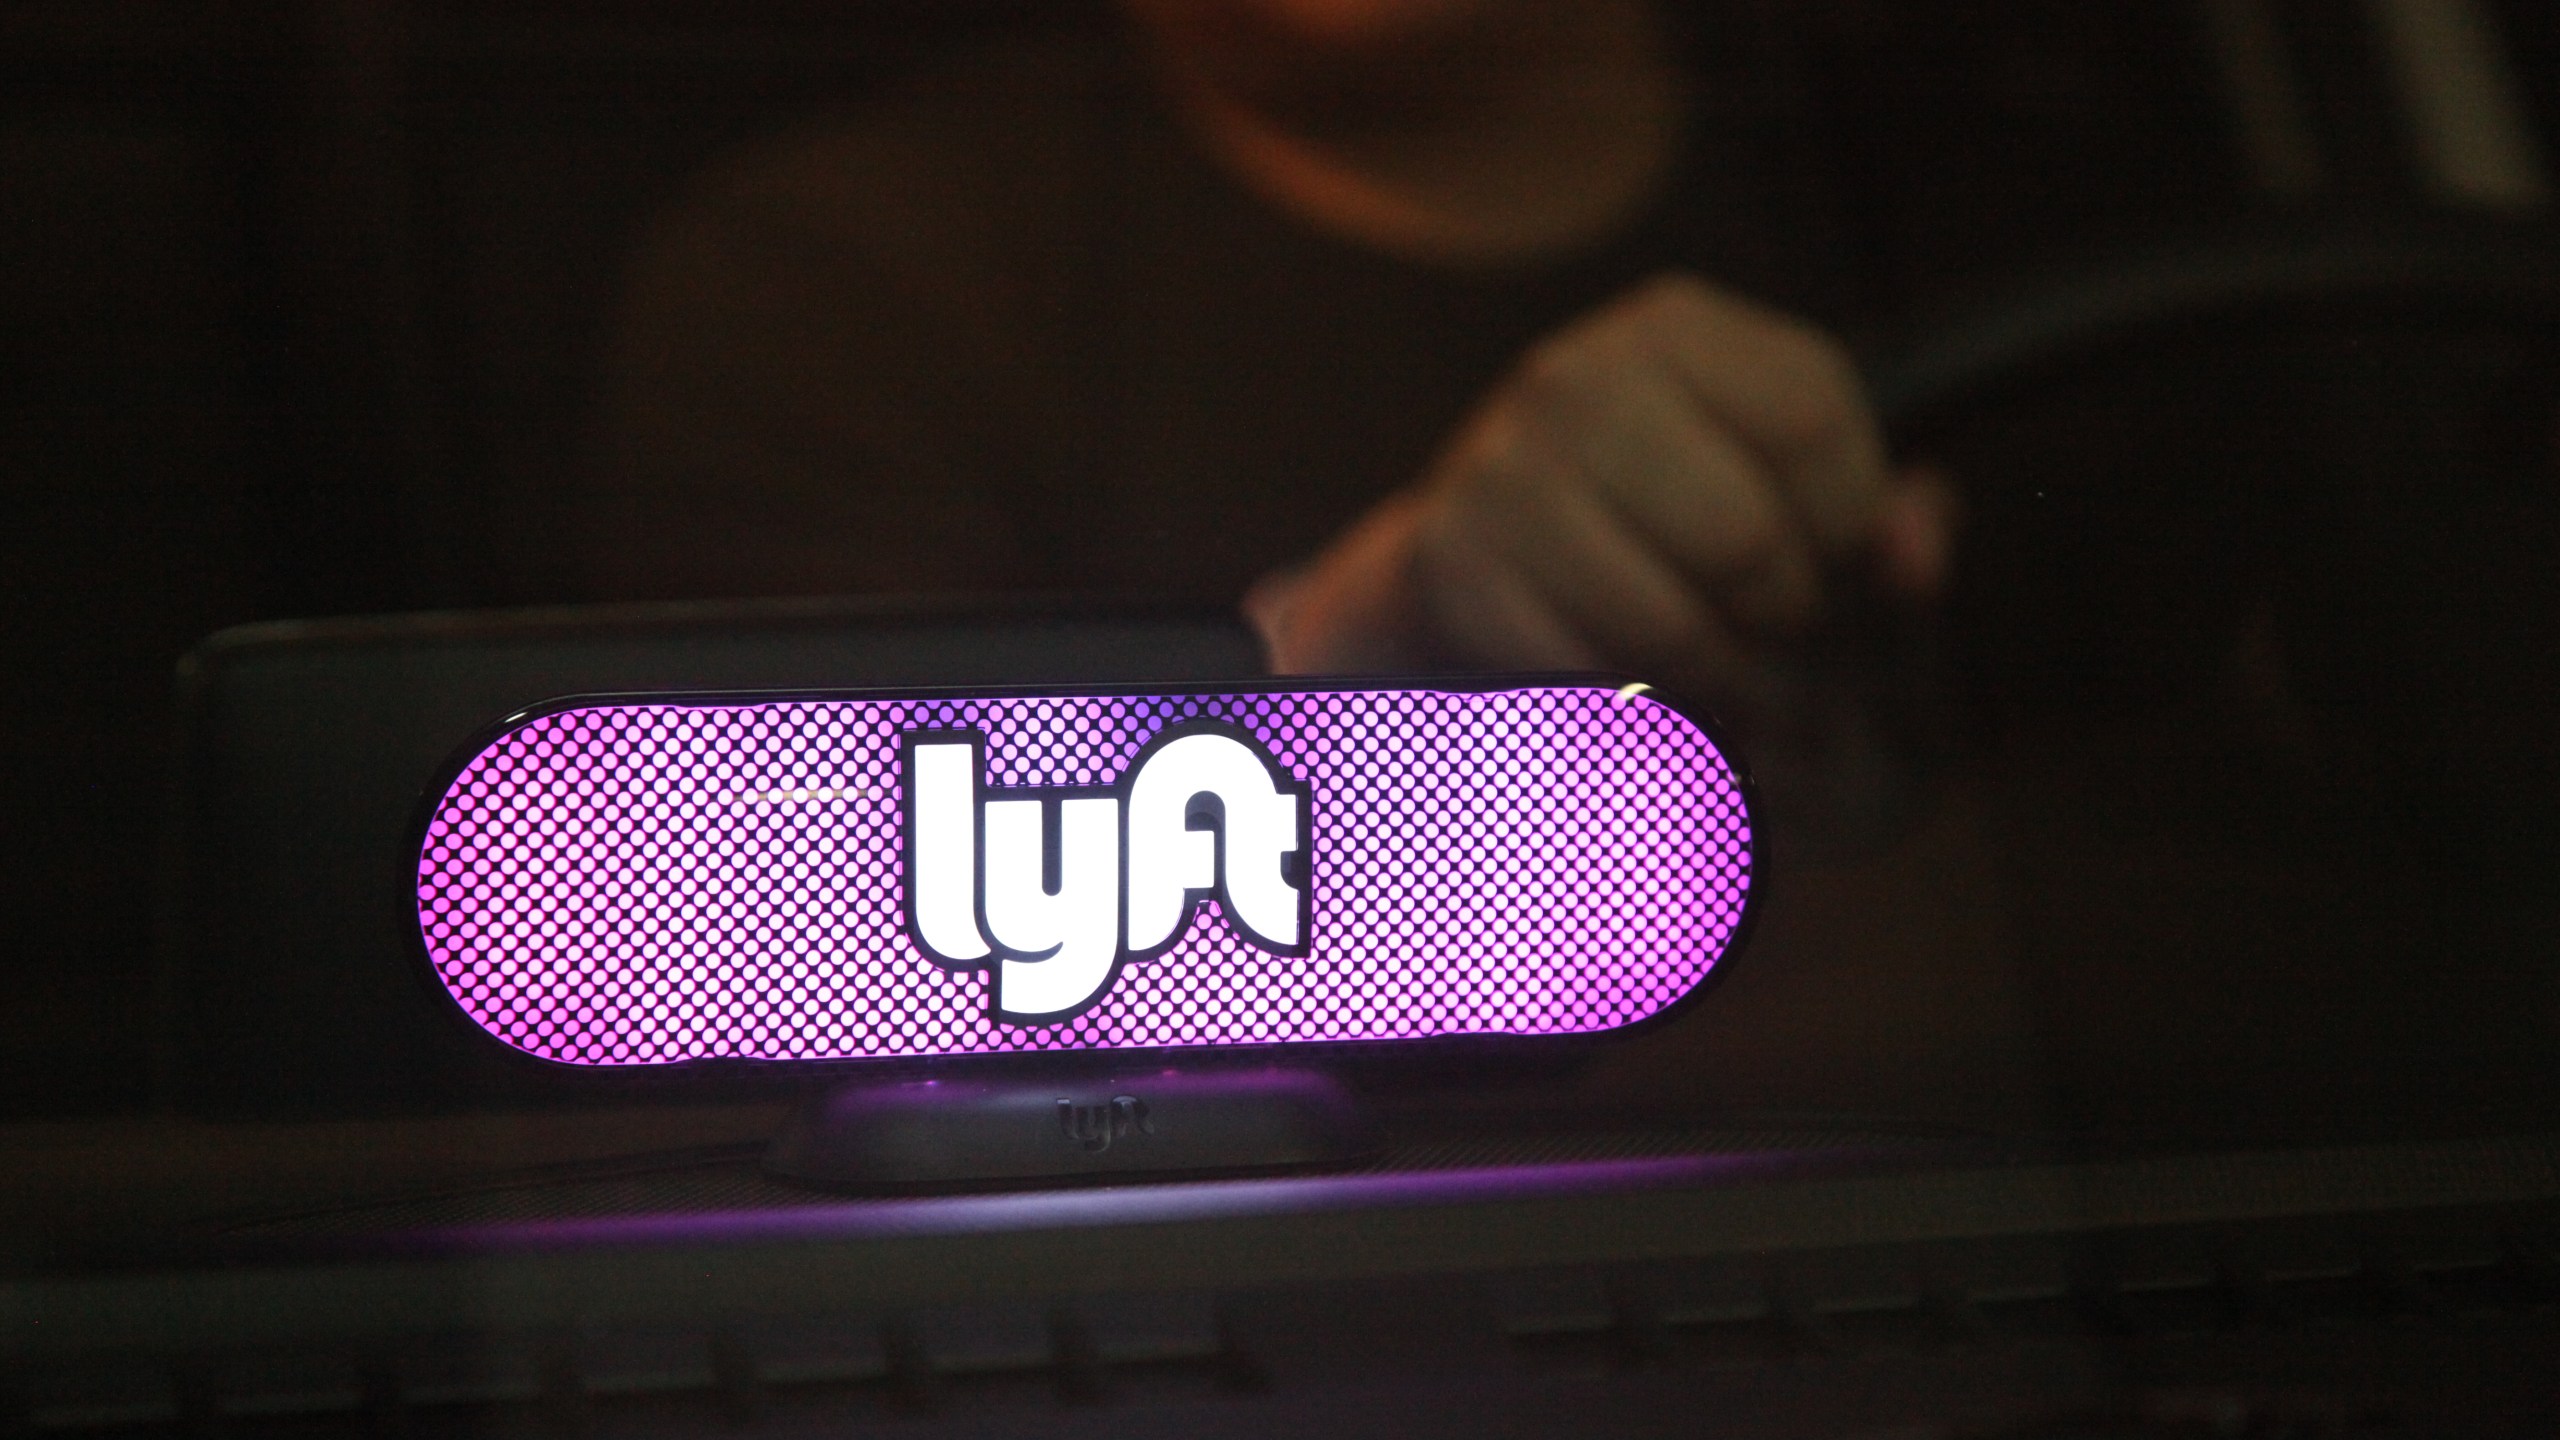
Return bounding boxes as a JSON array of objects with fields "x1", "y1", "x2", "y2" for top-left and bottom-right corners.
[{"x1": 414, "y1": 680, "x2": 1755, "y2": 1066}]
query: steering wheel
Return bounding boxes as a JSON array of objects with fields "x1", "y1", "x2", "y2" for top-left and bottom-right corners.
[
  {"x1": 1860, "y1": 219, "x2": 2560, "y2": 825},
  {"x1": 1830, "y1": 219, "x2": 2560, "y2": 1140}
]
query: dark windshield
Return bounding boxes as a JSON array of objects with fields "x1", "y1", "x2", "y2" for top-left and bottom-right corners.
[{"x1": 6, "y1": 2, "x2": 2558, "y2": 1433}]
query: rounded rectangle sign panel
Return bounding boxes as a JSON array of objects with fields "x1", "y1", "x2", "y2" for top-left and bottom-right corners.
[{"x1": 414, "y1": 679, "x2": 1756, "y2": 1066}]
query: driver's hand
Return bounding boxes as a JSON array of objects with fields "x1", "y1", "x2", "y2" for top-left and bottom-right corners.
[{"x1": 1250, "y1": 272, "x2": 1951, "y2": 727}]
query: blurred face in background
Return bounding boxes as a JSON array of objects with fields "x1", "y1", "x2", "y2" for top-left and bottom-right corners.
[
  {"x1": 1126, "y1": 0, "x2": 1506, "y2": 63},
  {"x1": 1176, "y1": 0, "x2": 1498, "y2": 46},
  {"x1": 1120, "y1": 0, "x2": 1680, "y2": 264},
  {"x1": 1120, "y1": 0, "x2": 1655, "y2": 130}
]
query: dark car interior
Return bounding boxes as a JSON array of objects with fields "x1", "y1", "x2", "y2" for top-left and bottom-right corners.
[{"x1": 6, "y1": 1, "x2": 2560, "y2": 1434}]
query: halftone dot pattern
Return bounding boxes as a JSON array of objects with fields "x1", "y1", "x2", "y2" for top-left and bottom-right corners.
[{"x1": 414, "y1": 686, "x2": 1752, "y2": 1065}]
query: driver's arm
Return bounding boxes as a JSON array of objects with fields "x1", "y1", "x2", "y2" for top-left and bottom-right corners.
[{"x1": 1248, "y1": 273, "x2": 1954, "y2": 741}]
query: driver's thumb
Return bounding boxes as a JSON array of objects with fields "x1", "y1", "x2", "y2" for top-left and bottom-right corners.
[{"x1": 1874, "y1": 464, "x2": 1957, "y2": 602}]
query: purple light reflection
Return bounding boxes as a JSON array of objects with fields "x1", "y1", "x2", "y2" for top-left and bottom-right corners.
[{"x1": 385, "y1": 1150, "x2": 1829, "y2": 1258}]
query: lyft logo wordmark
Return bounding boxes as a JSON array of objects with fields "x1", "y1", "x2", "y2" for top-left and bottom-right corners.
[{"x1": 904, "y1": 721, "x2": 1311, "y2": 1022}]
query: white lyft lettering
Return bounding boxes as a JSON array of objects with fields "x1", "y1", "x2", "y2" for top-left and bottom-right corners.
[
  {"x1": 904, "y1": 724, "x2": 1307, "y2": 1022},
  {"x1": 909, "y1": 741, "x2": 990, "y2": 963},
  {"x1": 1125, "y1": 732, "x2": 1303, "y2": 952}
]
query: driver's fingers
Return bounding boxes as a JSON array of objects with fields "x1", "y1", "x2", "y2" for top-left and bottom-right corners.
[
  {"x1": 1425, "y1": 459, "x2": 1763, "y2": 697},
  {"x1": 1411, "y1": 508, "x2": 1603, "y2": 672},
  {"x1": 1877, "y1": 464, "x2": 1958, "y2": 601},
  {"x1": 1490, "y1": 328, "x2": 1823, "y2": 634},
  {"x1": 1592, "y1": 273, "x2": 1892, "y2": 561}
]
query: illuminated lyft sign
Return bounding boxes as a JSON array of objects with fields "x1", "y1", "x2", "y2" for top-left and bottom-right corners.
[
  {"x1": 909, "y1": 723, "x2": 1309, "y2": 1022},
  {"x1": 415, "y1": 681, "x2": 1756, "y2": 1065}
]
